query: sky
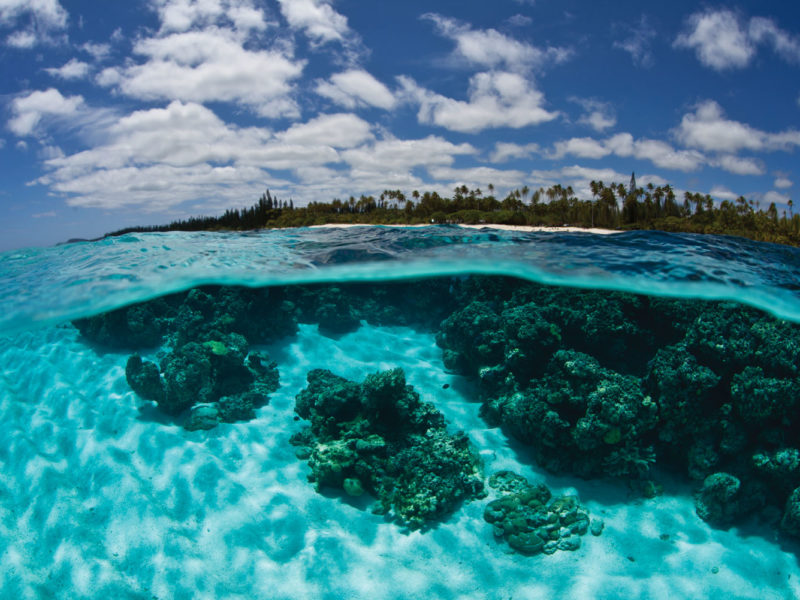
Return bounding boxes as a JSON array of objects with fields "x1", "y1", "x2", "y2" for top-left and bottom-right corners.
[{"x1": 1, "y1": 1, "x2": 799, "y2": 250}]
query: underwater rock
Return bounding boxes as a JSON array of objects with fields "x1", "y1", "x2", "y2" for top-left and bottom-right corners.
[
  {"x1": 125, "y1": 354, "x2": 165, "y2": 403},
  {"x1": 292, "y1": 367, "x2": 484, "y2": 529},
  {"x1": 694, "y1": 472, "x2": 745, "y2": 527},
  {"x1": 483, "y1": 471, "x2": 593, "y2": 556},
  {"x1": 185, "y1": 403, "x2": 221, "y2": 431}
]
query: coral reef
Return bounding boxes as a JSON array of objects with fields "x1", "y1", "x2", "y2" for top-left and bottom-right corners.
[
  {"x1": 483, "y1": 471, "x2": 595, "y2": 555},
  {"x1": 291, "y1": 368, "x2": 485, "y2": 529},
  {"x1": 434, "y1": 276, "x2": 800, "y2": 537},
  {"x1": 78, "y1": 276, "x2": 800, "y2": 539}
]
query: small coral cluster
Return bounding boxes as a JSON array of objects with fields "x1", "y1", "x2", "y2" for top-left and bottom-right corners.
[
  {"x1": 290, "y1": 368, "x2": 485, "y2": 529},
  {"x1": 484, "y1": 471, "x2": 600, "y2": 555}
]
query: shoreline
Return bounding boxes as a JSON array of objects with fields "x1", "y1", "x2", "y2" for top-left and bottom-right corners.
[{"x1": 309, "y1": 223, "x2": 620, "y2": 235}]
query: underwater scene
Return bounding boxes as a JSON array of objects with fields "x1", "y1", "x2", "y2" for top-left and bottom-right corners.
[{"x1": 1, "y1": 226, "x2": 800, "y2": 599}]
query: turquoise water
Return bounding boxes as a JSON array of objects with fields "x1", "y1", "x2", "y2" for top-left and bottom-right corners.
[{"x1": 1, "y1": 226, "x2": 799, "y2": 599}]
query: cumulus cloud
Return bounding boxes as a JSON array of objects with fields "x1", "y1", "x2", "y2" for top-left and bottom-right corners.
[
  {"x1": 674, "y1": 10, "x2": 755, "y2": 70},
  {"x1": 80, "y1": 41, "x2": 112, "y2": 61},
  {"x1": 400, "y1": 71, "x2": 558, "y2": 134},
  {"x1": 549, "y1": 132, "x2": 706, "y2": 172},
  {"x1": 427, "y1": 165, "x2": 526, "y2": 189},
  {"x1": 0, "y1": 0, "x2": 68, "y2": 47},
  {"x1": 32, "y1": 101, "x2": 484, "y2": 213},
  {"x1": 276, "y1": 0, "x2": 350, "y2": 44},
  {"x1": 315, "y1": 69, "x2": 396, "y2": 110},
  {"x1": 422, "y1": 13, "x2": 571, "y2": 73},
  {"x1": 277, "y1": 113, "x2": 373, "y2": 148},
  {"x1": 775, "y1": 176, "x2": 793, "y2": 189},
  {"x1": 710, "y1": 185, "x2": 738, "y2": 201},
  {"x1": 150, "y1": 0, "x2": 268, "y2": 34},
  {"x1": 675, "y1": 100, "x2": 800, "y2": 153},
  {"x1": 98, "y1": 28, "x2": 304, "y2": 118},
  {"x1": 34, "y1": 101, "x2": 366, "y2": 209},
  {"x1": 762, "y1": 190, "x2": 791, "y2": 206},
  {"x1": 341, "y1": 136, "x2": 476, "y2": 173},
  {"x1": 45, "y1": 58, "x2": 90, "y2": 79},
  {"x1": 675, "y1": 9, "x2": 800, "y2": 70},
  {"x1": 7, "y1": 88, "x2": 84, "y2": 136},
  {"x1": 710, "y1": 155, "x2": 764, "y2": 176}
]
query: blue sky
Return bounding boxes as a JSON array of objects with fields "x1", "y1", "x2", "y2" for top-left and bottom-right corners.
[{"x1": 1, "y1": 0, "x2": 799, "y2": 250}]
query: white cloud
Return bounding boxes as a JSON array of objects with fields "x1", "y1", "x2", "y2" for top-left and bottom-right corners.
[
  {"x1": 674, "y1": 10, "x2": 754, "y2": 70},
  {"x1": 7, "y1": 88, "x2": 84, "y2": 136},
  {"x1": 748, "y1": 17, "x2": 800, "y2": 64},
  {"x1": 427, "y1": 165, "x2": 526, "y2": 189},
  {"x1": 80, "y1": 41, "x2": 112, "y2": 61},
  {"x1": 710, "y1": 185, "x2": 738, "y2": 201},
  {"x1": 0, "y1": 0, "x2": 67, "y2": 28},
  {"x1": 31, "y1": 101, "x2": 487, "y2": 213},
  {"x1": 5, "y1": 29, "x2": 35, "y2": 47},
  {"x1": 423, "y1": 13, "x2": 571, "y2": 73},
  {"x1": 711, "y1": 155, "x2": 764, "y2": 176},
  {"x1": 150, "y1": 0, "x2": 268, "y2": 34},
  {"x1": 489, "y1": 142, "x2": 539, "y2": 163},
  {"x1": 276, "y1": 0, "x2": 349, "y2": 44},
  {"x1": 614, "y1": 16, "x2": 656, "y2": 67},
  {"x1": 342, "y1": 136, "x2": 476, "y2": 173},
  {"x1": 549, "y1": 132, "x2": 705, "y2": 172},
  {"x1": 99, "y1": 29, "x2": 304, "y2": 118},
  {"x1": 775, "y1": 177, "x2": 793, "y2": 189},
  {"x1": 676, "y1": 100, "x2": 800, "y2": 153},
  {"x1": 36, "y1": 101, "x2": 364, "y2": 209},
  {"x1": 574, "y1": 99, "x2": 616, "y2": 132},
  {"x1": 277, "y1": 113, "x2": 373, "y2": 148},
  {"x1": 763, "y1": 190, "x2": 791, "y2": 206},
  {"x1": 315, "y1": 69, "x2": 396, "y2": 110},
  {"x1": 0, "y1": 0, "x2": 68, "y2": 47},
  {"x1": 45, "y1": 58, "x2": 90, "y2": 79},
  {"x1": 400, "y1": 71, "x2": 558, "y2": 134},
  {"x1": 675, "y1": 10, "x2": 800, "y2": 70}
]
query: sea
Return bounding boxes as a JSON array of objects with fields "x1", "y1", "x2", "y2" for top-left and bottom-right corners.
[{"x1": 0, "y1": 225, "x2": 799, "y2": 599}]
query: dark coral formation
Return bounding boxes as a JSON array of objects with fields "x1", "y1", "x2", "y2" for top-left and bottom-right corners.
[
  {"x1": 484, "y1": 471, "x2": 597, "y2": 555},
  {"x1": 126, "y1": 333, "x2": 279, "y2": 430},
  {"x1": 434, "y1": 277, "x2": 800, "y2": 538},
  {"x1": 290, "y1": 368, "x2": 485, "y2": 529}
]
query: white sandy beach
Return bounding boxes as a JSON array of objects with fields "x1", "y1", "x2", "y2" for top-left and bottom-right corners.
[
  {"x1": 1, "y1": 321, "x2": 798, "y2": 599},
  {"x1": 311, "y1": 223, "x2": 620, "y2": 235}
]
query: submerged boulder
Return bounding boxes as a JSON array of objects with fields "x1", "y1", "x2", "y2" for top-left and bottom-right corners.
[{"x1": 291, "y1": 367, "x2": 485, "y2": 529}]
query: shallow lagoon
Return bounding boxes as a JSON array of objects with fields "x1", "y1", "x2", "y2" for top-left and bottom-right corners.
[{"x1": 1, "y1": 227, "x2": 799, "y2": 599}]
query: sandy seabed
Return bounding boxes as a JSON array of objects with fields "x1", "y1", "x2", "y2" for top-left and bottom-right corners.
[{"x1": 0, "y1": 322, "x2": 798, "y2": 599}]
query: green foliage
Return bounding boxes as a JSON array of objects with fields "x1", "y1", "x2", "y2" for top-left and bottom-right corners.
[{"x1": 105, "y1": 181, "x2": 799, "y2": 247}]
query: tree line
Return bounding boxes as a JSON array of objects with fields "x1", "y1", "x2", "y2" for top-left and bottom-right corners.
[{"x1": 106, "y1": 175, "x2": 800, "y2": 247}]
